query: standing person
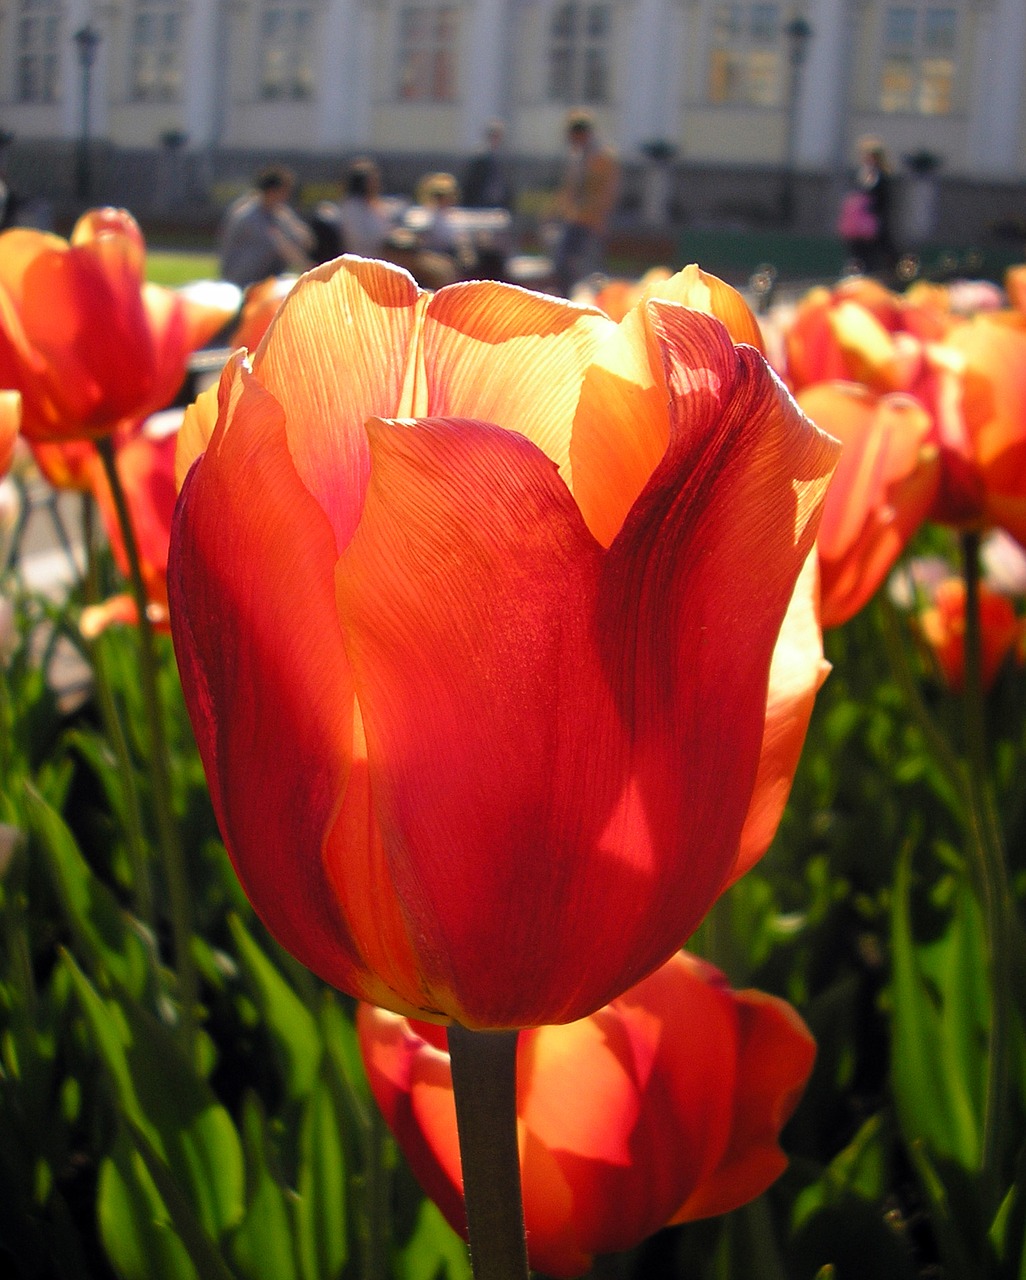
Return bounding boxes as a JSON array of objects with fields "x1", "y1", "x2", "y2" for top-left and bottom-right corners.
[
  {"x1": 839, "y1": 136, "x2": 898, "y2": 280},
  {"x1": 463, "y1": 120, "x2": 514, "y2": 210},
  {"x1": 336, "y1": 157, "x2": 395, "y2": 259},
  {"x1": 219, "y1": 165, "x2": 314, "y2": 288},
  {"x1": 551, "y1": 108, "x2": 620, "y2": 297}
]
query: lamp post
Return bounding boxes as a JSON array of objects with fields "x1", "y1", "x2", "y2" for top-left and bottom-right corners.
[
  {"x1": 73, "y1": 23, "x2": 101, "y2": 200},
  {"x1": 780, "y1": 14, "x2": 813, "y2": 226}
]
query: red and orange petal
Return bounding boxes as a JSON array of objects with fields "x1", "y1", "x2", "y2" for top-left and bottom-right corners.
[
  {"x1": 798, "y1": 382, "x2": 939, "y2": 627},
  {"x1": 0, "y1": 391, "x2": 19, "y2": 477},
  {"x1": 232, "y1": 275, "x2": 296, "y2": 352}
]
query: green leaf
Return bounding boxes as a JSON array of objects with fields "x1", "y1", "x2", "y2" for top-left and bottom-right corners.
[
  {"x1": 394, "y1": 1200, "x2": 471, "y2": 1280},
  {"x1": 228, "y1": 1094, "x2": 299, "y2": 1280},
  {"x1": 890, "y1": 849, "x2": 981, "y2": 1168},
  {"x1": 25, "y1": 786, "x2": 150, "y2": 998},
  {"x1": 63, "y1": 953, "x2": 245, "y2": 1242},
  {"x1": 228, "y1": 915, "x2": 321, "y2": 1104},
  {"x1": 294, "y1": 1068, "x2": 348, "y2": 1280},
  {"x1": 98, "y1": 1132, "x2": 199, "y2": 1280}
]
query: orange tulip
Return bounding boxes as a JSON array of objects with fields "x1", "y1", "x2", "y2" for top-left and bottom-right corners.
[
  {"x1": 0, "y1": 208, "x2": 235, "y2": 442},
  {"x1": 358, "y1": 949, "x2": 816, "y2": 1278},
  {"x1": 1007, "y1": 265, "x2": 1026, "y2": 316},
  {"x1": 784, "y1": 277, "x2": 953, "y2": 396},
  {"x1": 168, "y1": 257, "x2": 838, "y2": 1028},
  {"x1": 0, "y1": 390, "x2": 18, "y2": 478},
  {"x1": 231, "y1": 274, "x2": 297, "y2": 353},
  {"x1": 796, "y1": 382, "x2": 941, "y2": 627},
  {"x1": 919, "y1": 577, "x2": 1023, "y2": 693},
  {"x1": 84, "y1": 424, "x2": 179, "y2": 634},
  {"x1": 928, "y1": 314, "x2": 1026, "y2": 544}
]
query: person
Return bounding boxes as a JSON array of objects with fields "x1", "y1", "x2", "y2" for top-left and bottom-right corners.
[
  {"x1": 550, "y1": 108, "x2": 620, "y2": 297},
  {"x1": 463, "y1": 120, "x2": 514, "y2": 210},
  {"x1": 315, "y1": 157, "x2": 395, "y2": 262},
  {"x1": 839, "y1": 136, "x2": 898, "y2": 280},
  {"x1": 219, "y1": 165, "x2": 315, "y2": 288},
  {"x1": 414, "y1": 172, "x2": 477, "y2": 275}
]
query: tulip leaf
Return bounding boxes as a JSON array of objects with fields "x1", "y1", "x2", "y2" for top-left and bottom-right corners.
[
  {"x1": 25, "y1": 785, "x2": 150, "y2": 998},
  {"x1": 890, "y1": 848, "x2": 981, "y2": 1168},
  {"x1": 63, "y1": 953, "x2": 245, "y2": 1242},
  {"x1": 98, "y1": 1132, "x2": 199, "y2": 1280},
  {"x1": 395, "y1": 1200, "x2": 472, "y2": 1280},
  {"x1": 294, "y1": 1067, "x2": 348, "y2": 1280},
  {"x1": 228, "y1": 914, "x2": 322, "y2": 1104},
  {"x1": 228, "y1": 1093, "x2": 300, "y2": 1280}
]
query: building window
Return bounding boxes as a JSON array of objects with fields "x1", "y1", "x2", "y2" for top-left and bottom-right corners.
[
  {"x1": 707, "y1": 2, "x2": 783, "y2": 107},
  {"x1": 396, "y1": 5, "x2": 458, "y2": 102},
  {"x1": 16, "y1": 0, "x2": 60, "y2": 103},
  {"x1": 131, "y1": 0, "x2": 182, "y2": 101},
  {"x1": 547, "y1": 2, "x2": 611, "y2": 105},
  {"x1": 260, "y1": 1, "x2": 315, "y2": 99},
  {"x1": 879, "y1": 5, "x2": 956, "y2": 114}
]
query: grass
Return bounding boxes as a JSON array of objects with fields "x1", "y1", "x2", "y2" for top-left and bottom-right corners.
[{"x1": 147, "y1": 250, "x2": 220, "y2": 286}]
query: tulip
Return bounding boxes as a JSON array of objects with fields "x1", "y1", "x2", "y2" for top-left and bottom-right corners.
[
  {"x1": 231, "y1": 274, "x2": 298, "y2": 352},
  {"x1": 0, "y1": 390, "x2": 19, "y2": 478},
  {"x1": 168, "y1": 256, "x2": 838, "y2": 1029},
  {"x1": 796, "y1": 382, "x2": 941, "y2": 627},
  {"x1": 929, "y1": 313, "x2": 1026, "y2": 545},
  {"x1": 82, "y1": 424, "x2": 179, "y2": 635},
  {"x1": 919, "y1": 577, "x2": 1023, "y2": 692},
  {"x1": 358, "y1": 949, "x2": 816, "y2": 1278},
  {"x1": 0, "y1": 208, "x2": 235, "y2": 442}
]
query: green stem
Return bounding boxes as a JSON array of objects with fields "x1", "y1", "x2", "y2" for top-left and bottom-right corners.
[
  {"x1": 80, "y1": 491, "x2": 154, "y2": 923},
  {"x1": 448, "y1": 1025, "x2": 529, "y2": 1280},
  {"x1": 96, "y1": 436, "x2": 197, "y2": 1055},
  {"x1": 364, "y1": 1104, "x2": 392, "y2": 1280},
  {"x1": 959, "y1": 529, "x2": 1013, "y2": 1197}
]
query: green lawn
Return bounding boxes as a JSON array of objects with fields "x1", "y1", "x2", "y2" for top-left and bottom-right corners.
[{"x1": 147, "y1": 249, "x2": 220, "y2": 286}]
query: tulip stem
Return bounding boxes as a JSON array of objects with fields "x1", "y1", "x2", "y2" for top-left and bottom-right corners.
[
  {"x1": 959, "y1": 530, "x2": 1013, "y2": 1199},
  {"x1": 448, "y1": 1025, "x2": 529, "y2": 1280},
  {"x1": 96, "y1": 435, "x2": 198, "y2": 1058}
]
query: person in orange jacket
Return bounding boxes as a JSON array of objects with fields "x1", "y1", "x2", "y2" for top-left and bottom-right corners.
[{"x1": 551, "y1": 108, "x2": 620, "y2": 296}]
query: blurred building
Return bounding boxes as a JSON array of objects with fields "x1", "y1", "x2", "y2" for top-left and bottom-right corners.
[{"x1": 0, "y1": 0, "x2": 1023, "y2": 220}]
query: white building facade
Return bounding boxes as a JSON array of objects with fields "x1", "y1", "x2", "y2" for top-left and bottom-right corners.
[{"x1": 0, "y1": 0, "x2": 1024, "y2": 178}]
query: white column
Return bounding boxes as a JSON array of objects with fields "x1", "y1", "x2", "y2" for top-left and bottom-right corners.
[
  {"x1": 182, "y1": 0, "x2": 221, "y2": 147},
  {"x1": 315, "y1": 0, "x2": 359, "y2": 149},
  {"x1": 966, "y1": 0, "x2": 1026, "y2": 175},
  {"x1": 794, "y1": 0, "x2": 847, "y2": 170},
  {"x1": 617, "y1": 0, "x2": 674, "y2": 152},
  {"x1": 459, "y1": 0, "x2": 509, "y2": 150}
]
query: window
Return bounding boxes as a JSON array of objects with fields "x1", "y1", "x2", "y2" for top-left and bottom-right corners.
[
  {"x1": 547, "y1": 2, "x2": 611, "y2": 105},
  {"x1": 131, "y1": 0, "x2": 181, "y2": 101},
  {"x1": 707, "y1": 2, "x2": 783, "y2": 107},
  {"x1": 879, "y1": 4, "x2": 956, "y2": 114},
  {"x1": 16, "y1": 0, "x2": 60, "y2": 103},
  {"x1": 260, "y1": 0, "x2": 315, "y2": 99},
  {"x1": 396, "y1": 5, "x2": 458, "y2": 102}
]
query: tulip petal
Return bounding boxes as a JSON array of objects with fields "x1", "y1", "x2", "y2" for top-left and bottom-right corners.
[
  {"x1": 731, "y1": 551, "x2": 828, "y2": 884},
  {"x1": 0, "y1": 390, "x2": 19, "y2": 477},
  {"x1": 672, "y1": 986, "x2": 816, "y2": 1221},
  {"x1": 333, "y1": 310, "x2": 837, "y2": 1027},
  {"x1": 423, "y1": 280, "x2": 613, "y2": 477},
  {"x1": 169, "y1": 363, "x2": 403, "y2": 1010},
  {"x1": 252, "y1": 256, "x2": 424, "y2": 551}
]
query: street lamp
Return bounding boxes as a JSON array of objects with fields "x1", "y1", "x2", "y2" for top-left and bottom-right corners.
[
  {"x1": 73, "y1": 23, "x2": 102, "y2": 200},
  {"x1": 780, "y1": 14, "x2": 813, "y2": 226}
]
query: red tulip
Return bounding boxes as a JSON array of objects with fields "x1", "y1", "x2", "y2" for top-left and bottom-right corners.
[
  {"x1": 919, "y1": 577, "x2": 1023, "y2": 692},
  {"x1": 82, "y1": 424, "x2": 179, "y2": 635},
  {"x1": 796, "y1": 382, "x2": 941, "y2": 627},
  {"x1": 168, "y1": 256, "x2": 838, "y2": 1028},
  {"x1": 358, "y1": 949, "x2": 816, "y2": 1278},
  {"x1": 0, "y1": 208, "x2": 235, "y2": 442}
]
